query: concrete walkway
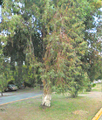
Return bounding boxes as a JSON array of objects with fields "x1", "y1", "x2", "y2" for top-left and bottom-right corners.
[{"x1": 0, "y1": 91, "x2": 43, "y2": 105}]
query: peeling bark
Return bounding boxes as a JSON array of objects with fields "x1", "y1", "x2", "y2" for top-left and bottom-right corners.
[
  {"x1": 42, "y1": 94, "x2": 51, "y2": 107},
  {"x1": 41, "y1": 80, "x2": 51, "y2": 107}
]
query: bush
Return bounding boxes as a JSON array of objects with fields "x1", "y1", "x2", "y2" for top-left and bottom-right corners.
[
  {"x1": 92, "y1": 83, "x2": 96, "y2": 87},
  {"x1": 86, "y1": 84, "x2": 92, "y2": 92}
]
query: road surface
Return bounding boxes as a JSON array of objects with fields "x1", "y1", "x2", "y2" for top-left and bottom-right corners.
[{"x1": 0, "y1": 91, "x2": 43, "y2": 105}]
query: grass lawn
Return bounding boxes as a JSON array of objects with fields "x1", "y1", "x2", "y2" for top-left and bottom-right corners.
[
  {"x1": 0, "y1": 84, "x2": 102, "y2": 120},
  {"x1": 92, "y1": 83, "x2": 102, "y2": 92}
]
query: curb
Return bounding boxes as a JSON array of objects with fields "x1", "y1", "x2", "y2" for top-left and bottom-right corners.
[
  {"x1": 0, "y1": 94, "x2": 42, "y2": 106},
  {"x1": 92, "y1": 108, "x2": 102, "y2": 120}
]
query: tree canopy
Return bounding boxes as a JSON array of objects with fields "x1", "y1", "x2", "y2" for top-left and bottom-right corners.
[{"x1": 0, "y1": 0, "x2": 102, "y2": 105}]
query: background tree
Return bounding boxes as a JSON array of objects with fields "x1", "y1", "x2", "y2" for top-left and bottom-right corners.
[
  {"x1": 82, "y1": 1, "x2": 102, "y2": 90},
  {"x1": 0, "y1": 33, "x2": 14, "y2": 96},
  {"x1": 1, "y1": 0, "x2": 43, "y2": 87}
]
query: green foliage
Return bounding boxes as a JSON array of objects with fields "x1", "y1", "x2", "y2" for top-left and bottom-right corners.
[
  {"x1": 0, "y1": 36, "x2": 14, "y2": 94},
  {"x1": 0, "y1": 61, "x2": 13, "y2": 93},
  {"x1": 0, "y1": 0, "x2": 101, "y2": 98},
  {"x1": 92, "y1": 83, "x2": 96, "y2": 87}
]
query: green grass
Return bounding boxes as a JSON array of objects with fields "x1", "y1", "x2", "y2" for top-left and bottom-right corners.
[
  {"x1": 92, "y1": 83, "x2": 102, "y2": 92},
  {"x1": 0, "y1": 84, "x2": 101, "y2": 120},
  {"x1": 78, "y1": 83, "x2": 102, "y2": 93},
  {"x1": 0, "y1": 92, "x2": 101, "y2": 120}
]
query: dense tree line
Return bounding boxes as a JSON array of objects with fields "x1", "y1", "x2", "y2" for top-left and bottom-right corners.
[{"x1": 0, "y1": 0, "x2": 102, "y2": 106}]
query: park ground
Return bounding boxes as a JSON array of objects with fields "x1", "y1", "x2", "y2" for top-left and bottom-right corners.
[{"x1": 0, "y1": 83, "x2": 102, "y2": 120}]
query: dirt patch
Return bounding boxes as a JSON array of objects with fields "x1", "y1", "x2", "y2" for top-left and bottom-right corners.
[
  {"x1": 0, "y1": 108, "x2": 6, "y2": 112},
  {"x1": 79, "y1": 91, "x2": 102, "y2": 101},
  {"x1": 86, "y1": 92, "x2": 102, "y2": 98},
  {"x1": 72, "y1": 110, "x2": 89, "y2": 116}
]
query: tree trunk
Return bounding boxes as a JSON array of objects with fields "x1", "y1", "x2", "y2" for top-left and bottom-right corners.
[
  {"x1": 41, "y1": 80, "x2": 51, "y2": 107},
  {"x1": 42, "y1": 93, "x2": 51, "y2": 107},
  {"x1": 1, "y1": 92, "x2": 3, "y2": 96},
  {"x1": 17, "y1": 60, "x2": 23, "y2": 87}
]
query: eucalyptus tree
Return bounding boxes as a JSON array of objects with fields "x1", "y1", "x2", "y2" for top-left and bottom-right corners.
[
  {"x1": 39, "y1": 0, "x2": 94, "y2": 106},
  {"x1": 40, "y1": 0, "x2": 102, "y2": 106},
  {"x1": 82, "y1": 1, "x2": 102, "y2": 90}
]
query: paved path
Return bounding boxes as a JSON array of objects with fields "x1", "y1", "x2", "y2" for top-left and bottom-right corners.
[{"x1": 0, "y1": 91, "x2": 43, "y2": 105}]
